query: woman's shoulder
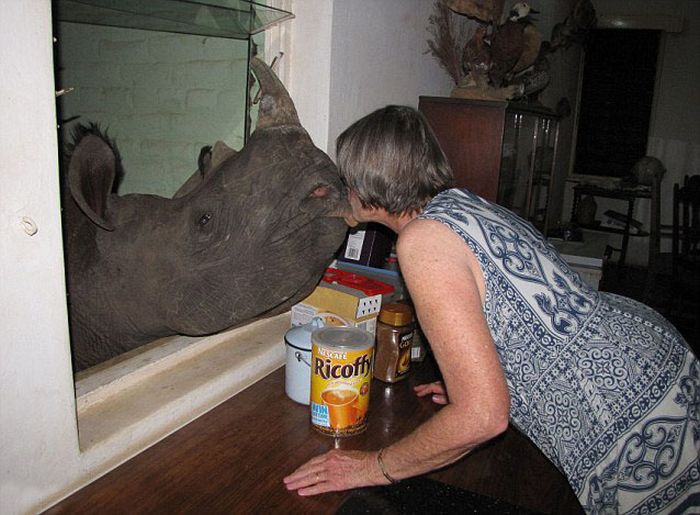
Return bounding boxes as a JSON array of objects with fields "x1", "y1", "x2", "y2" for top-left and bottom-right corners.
[
  {"x1": 397, "y1": 217, "x2": 456, "y2": 256},
  {"x1": 422, "y1": 188, "x2": 483, "y2": 215},
  {"x1": 398, "y1": 217, "x2": 446, "y2": 245},
  {"x1": 429, "y1": 187, "x2": 472, "y2": 203}
]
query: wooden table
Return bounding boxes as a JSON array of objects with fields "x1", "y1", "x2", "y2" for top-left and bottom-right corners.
[
  {"x1": 571, "y1": 183, "x2": 657, "y2": 268},
  {"x1": 45, "y1": 359, "x2": 582, "y2": 514}
]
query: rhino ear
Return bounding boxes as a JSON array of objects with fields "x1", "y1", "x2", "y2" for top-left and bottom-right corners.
[{"x1": 68, "y1": 134, "x2": 117, "y2": 231}]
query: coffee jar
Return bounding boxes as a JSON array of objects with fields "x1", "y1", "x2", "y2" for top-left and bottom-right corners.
[
  {"x1": 373, "y1": 303, "x2": 415, "y2": 383},
  {"x1": 310, "y1": 326, "x2": 374, "y2": 436}
]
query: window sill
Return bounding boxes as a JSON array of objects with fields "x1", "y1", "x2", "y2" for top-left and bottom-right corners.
[{"x1": 71, "y1": 312, "x2": 289, "y2": 491}]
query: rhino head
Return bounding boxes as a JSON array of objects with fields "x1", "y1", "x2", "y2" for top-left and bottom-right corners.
[{"x1": 64, "y1": 57, "x2": 351, "y2": 371}]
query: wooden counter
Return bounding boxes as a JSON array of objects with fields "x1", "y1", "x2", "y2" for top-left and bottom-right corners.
[{"x1": 46, "y1": 359, "x2": 582, "y2": 514}]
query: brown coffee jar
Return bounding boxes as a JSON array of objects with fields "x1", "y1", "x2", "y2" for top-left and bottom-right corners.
[{"x1": 374, "y1": 303, "x2": 415, "y2": 383}]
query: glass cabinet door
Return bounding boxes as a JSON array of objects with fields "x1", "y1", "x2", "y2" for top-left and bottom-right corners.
[
  {"x1": 497, "y1": 109, "x2": 559, "y2": 234},
  {"x1": 497, "y1": 111, "x2": 538, "y2": 220},
  {"x1": 529, "y1": 116, "x2": 559, "y2": 231}
]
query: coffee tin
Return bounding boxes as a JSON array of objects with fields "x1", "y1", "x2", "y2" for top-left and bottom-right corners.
[{"x1": 310, "y1": 326, "x2": 374, "y2": 437}]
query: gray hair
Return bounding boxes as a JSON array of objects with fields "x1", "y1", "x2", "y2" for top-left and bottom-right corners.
[{"x1": 336, "y1": 105, "x2": 453, "y2": 215}]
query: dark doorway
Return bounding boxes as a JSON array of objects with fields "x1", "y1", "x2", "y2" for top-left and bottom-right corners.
[{"x1": 573, "y1": 29, "x2": 660, "y2": 178}]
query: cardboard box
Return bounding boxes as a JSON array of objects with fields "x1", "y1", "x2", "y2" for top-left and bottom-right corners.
[
  {"x1": 336, "y1": 222, "x2": 395, "y2": 268},
  {"x1": 291, "y1": 268, "x2": 394, "y2": 336}
]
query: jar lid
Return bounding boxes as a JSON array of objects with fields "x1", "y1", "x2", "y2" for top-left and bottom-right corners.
[
  {"x1": 311, "y1": 326, "x2": 374, "y2": 350},
  {"x1": 284, "y1": 317, "x2": 325, "y2": 351},
  {"x1": 379, "y1": 303, "x2": 413, "y2": 326}
]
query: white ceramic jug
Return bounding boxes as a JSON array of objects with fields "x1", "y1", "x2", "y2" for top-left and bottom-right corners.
[{"x1": 284, "y1": 314, "x2": 348, "y2": 404}]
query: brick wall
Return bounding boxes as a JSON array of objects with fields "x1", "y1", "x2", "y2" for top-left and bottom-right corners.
[{"x1": 56, "y1": 23, "x2": 258, "y2": 197}]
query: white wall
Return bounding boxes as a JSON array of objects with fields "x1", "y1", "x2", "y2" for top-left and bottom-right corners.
[
  {"x1": 0, "y1": 2, "x2": 81, "y2": 514},
  {"x1": 285, "y1": 0, "x2": 335, "y2": 151},
  {"x1": 0, "y1": 1, "x2": 453, "y2": 513},
  {"x1": 326, "y1": 1, "x2": 453, "y2": 156},
  {"x1": 284, "y1": 0, "x2": 454, "y2": 155}
]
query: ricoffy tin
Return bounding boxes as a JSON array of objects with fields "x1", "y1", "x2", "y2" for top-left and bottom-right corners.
[{"x1": 310, "y1": 326, "x2": 374, "y2": 437}]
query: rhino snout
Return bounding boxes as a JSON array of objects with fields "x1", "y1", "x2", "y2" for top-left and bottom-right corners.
[
  {"x1": 325, "y1": 206, "x2": 358, "y2": 228},
  {"x1": 303, "y1": 178, "x2": 354, "y2": 227}
]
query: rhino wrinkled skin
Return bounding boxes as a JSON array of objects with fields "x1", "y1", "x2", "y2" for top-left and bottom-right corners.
[{"x1": 63, "y1": 57, "x2": 349, "y2": 371}]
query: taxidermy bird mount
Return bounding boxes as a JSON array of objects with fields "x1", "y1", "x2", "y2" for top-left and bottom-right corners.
[
  {"x1": 427, "y1": 0, "x2": 597, "y2": 103},
  {"x1": 487, "y1": 2, "x2": 541, "y2": 87}
]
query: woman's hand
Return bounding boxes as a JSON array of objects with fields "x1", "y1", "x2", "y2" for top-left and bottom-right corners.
[
  {"x1": 283, "y1": 449, "x2": 387, "y2": 496},
  {"x1": 414, "y1": 381, "x2": 449, "y2": 405}
]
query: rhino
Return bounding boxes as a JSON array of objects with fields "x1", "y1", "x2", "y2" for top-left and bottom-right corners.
[{"x1": 63, "y1": 57, "x2": 351, "y2": 371}]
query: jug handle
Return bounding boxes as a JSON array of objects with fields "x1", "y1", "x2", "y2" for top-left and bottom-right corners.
[{"x1": 294, "y1": 351, "x2": 312, "y2": 367}]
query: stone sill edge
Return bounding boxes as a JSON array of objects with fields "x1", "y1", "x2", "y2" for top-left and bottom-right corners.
[{"x1": 44, "y1": 312, "x2": 290, "y2": 512}]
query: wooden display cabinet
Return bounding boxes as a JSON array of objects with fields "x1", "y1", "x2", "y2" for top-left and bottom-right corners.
[{"x1": 419, "y1": 96, "x2": 561, "y2": 234}]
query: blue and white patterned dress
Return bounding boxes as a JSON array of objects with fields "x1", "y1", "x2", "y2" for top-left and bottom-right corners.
[{"x1": 419, "y1": 189, "x2": 700, "y2": 514}]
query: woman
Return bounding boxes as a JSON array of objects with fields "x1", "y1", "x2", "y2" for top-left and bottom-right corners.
[{"x1": 283, "y1": 106, "x2": 700, "y2": 514}]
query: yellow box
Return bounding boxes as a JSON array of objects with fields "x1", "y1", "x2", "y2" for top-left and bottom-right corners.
[{"x1": 291, "y1": 281, "x2": 382, "y2": 336}]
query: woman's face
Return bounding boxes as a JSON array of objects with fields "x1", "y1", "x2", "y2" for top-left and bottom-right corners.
[{"x1": 347, "y1": 189, "x2": 376, "y2": 223}]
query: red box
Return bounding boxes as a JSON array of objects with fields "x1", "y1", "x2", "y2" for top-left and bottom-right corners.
[{"x1": 321, "y1": 268, "x2": 395, "y2": 297}]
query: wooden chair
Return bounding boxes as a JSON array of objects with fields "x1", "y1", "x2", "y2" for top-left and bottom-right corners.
[
  {"x1": 671, "y1": 176, "x2": 700, "y2": 322},
  {"x1": 647, "y1": 175, "x2": 700, "y2": 336}
]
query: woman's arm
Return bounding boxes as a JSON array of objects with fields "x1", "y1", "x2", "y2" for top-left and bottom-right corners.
[
  {"x1": 374, "y1": 219, "x2": 510, "y2": 474},
  {"x1": 283, "y1": 219, "x2": 510, "y2": 495}
]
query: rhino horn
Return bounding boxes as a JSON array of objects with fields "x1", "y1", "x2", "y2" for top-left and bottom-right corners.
[{"x1": 250, "y1": 56, "x2": 301, "y2": 129}]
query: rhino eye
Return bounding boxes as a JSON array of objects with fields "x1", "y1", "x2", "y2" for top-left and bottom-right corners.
[{"x1": 198, "y1": 213, "x2": 212, "y2": 227}]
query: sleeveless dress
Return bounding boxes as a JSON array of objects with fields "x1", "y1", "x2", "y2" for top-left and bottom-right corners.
[{"x1": 419, "y1": 189, "x2": 700, "y2": 514}]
